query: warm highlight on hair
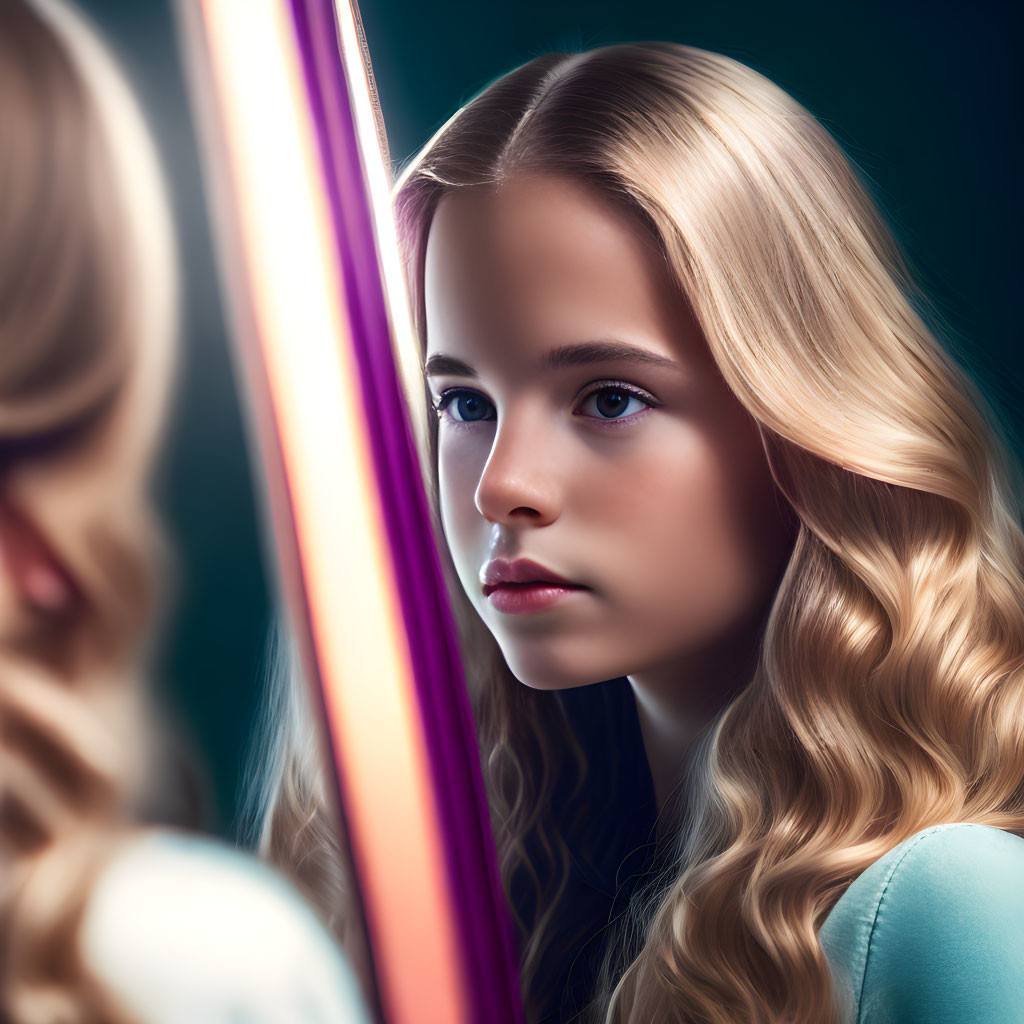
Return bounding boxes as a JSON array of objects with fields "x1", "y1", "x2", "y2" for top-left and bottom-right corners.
[
  {"x1": 0, "y1": 1, "x2": 178, "y2": 1021},
  {"x1": 388, "y1": 42, "x2": 1024, "y2": 1023}
]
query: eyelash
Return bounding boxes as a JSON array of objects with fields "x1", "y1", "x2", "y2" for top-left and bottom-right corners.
[{"x1": 431, "y1": 381, "x2": 659, "y2": 429}]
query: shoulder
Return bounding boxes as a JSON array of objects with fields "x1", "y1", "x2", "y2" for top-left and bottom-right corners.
[
  {"x1": 820, "y1": 823, "x2": 1024, "y2": 1024},
  {"x1": 80, "y1": 828, "x2": 372, "y2": 1024}
]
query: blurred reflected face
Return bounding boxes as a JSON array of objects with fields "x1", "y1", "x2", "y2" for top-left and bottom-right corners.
[{"x1": 423, "y1": 172, "x2": 796, "y2": 689}]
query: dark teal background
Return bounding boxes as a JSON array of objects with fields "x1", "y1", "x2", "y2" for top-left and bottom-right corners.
[{"x1": 75, "y1": 0, "x2": 1021, "y2": 839}]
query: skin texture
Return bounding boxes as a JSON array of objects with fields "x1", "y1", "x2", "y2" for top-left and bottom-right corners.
[{"x1": 424, "y1": 172, "x2": 798, "y2": 811}]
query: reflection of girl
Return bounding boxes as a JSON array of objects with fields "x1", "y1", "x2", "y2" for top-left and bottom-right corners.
[
  {"x1": 264, "y1": 42, "x2": 1024, "y2": 1024},
  {"x1": 0, "y1": 2, "x2": 369, "y2": 1022}
]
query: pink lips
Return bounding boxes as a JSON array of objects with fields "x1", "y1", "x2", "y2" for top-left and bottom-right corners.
[{"x1": 480, "y1": 558, "x2": 589, "y2": 614}]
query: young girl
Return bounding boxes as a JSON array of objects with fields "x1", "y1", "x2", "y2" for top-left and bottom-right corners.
[
  {"x1": 263, "y1": 41, "x2": 1024, "y2": 1024},
  {"x1": 395, "y1": 41, "x2": 1024, "y2": 1024},
  {"x1": 0, "y1": 2, "x2": 370, "y2": 1021}
]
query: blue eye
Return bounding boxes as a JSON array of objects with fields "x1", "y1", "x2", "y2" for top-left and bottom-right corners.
[
  {"x1": 577, "y1": 386, "x2": 653, "y2": 421},
  {"x1": 433, "y1": 389, "x2": 496, "y2": 424}
]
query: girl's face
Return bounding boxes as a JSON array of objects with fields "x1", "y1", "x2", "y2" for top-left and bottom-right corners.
[{"x1": 423, "y1": 172, "x2": 795, "y2": 690}]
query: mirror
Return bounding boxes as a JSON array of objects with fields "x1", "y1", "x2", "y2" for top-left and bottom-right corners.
[{"x1": 0, "y1": 2, "x2": 370, "y2": 1022}]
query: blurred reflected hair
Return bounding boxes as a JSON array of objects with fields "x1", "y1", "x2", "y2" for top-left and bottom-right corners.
[
  {"x1": 387, "y1": 42, "x2": 1024, "y2": 1024},
  {"x1": 0, "y1": 0, "x2": 178, "y2": 1021}
]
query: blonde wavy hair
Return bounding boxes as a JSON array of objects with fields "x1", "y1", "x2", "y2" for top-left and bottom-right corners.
[
  {"x1": 0, "y1": 0, "x2": 178, "y2": 1021},
  {"x1": 260, "y1": 41, "x2": 1024, "y2": 1024}
]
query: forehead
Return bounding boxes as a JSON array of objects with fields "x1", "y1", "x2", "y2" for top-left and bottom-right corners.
[{"x1": 422, "y1": 172, "x2": 700, "y2": 369}]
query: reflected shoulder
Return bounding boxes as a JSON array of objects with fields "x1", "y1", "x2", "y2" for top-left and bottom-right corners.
[{"x1": 80, "y1": 828, "x2": 372, "y2": 1024}]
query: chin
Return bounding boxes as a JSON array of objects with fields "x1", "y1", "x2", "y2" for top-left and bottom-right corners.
[{"x1": 501, "y1": 650, "x2": 603, "y2": 691}]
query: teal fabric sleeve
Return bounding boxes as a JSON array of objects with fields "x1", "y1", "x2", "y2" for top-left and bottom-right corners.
[{"x1": 819, "y1": 822, "x2": 1024, "y2": 1024}]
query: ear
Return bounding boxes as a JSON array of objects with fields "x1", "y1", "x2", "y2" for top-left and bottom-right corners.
[{"x1": 0, "y1": 499, "x2": 76, "y2": 613}]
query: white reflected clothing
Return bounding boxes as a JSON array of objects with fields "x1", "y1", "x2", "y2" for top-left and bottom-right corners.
[{"x1": 80, "y1": 829, "x2": 372, "y2": 1024}]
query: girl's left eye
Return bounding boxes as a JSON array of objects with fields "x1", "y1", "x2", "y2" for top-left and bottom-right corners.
[
  {"x1": 432, "y1": 384, "x2": 656, "y2": 426},
  {"x1": 576, "y1": 385, "x2": 655, "y2": 422}
]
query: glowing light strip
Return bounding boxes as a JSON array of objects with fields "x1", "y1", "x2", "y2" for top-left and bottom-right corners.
[
  {"x1": 189, "y1": 2, "x2": 464, "y2": 1021},
  {"x1": 329, "y1": 0, "x2": 429, "y2": 474},
  {"x1": 294, "y1": 5, "x2": 524, "y2": 1021}
]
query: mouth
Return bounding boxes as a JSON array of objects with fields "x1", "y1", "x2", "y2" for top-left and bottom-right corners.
[
  {"x1": 482, "y1": 579, "x2": 590, "y2": 615},
  {"x1": 480, "y1": 557, "x2": 588, "y2": 597},
  {"x1": 482, "y1": 580, "x2": 589, "y2": 598}
]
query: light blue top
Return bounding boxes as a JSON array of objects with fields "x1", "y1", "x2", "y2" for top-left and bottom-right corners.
[
  {"x1": 819, "y1": 822, "x2": 1024, "y2": 1024},
  {"x1": 80, "y1": 821, "x2": 1024, "y2": 1022}
]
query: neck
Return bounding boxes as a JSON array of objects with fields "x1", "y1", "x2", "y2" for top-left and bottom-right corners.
[{"x1": 627, "y1": 608, "x2": 768, "y2": 824}]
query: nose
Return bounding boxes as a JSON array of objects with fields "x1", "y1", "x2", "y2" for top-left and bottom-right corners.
[{"x1": 473, "y1": 412, "x2": 562, "y2": 527}]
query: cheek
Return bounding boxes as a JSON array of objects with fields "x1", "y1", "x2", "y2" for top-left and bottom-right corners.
[
  {"x1": 603, "y1": 422, "x2": 789, "y2": 649},
  {"x1": 436, "y1": 433, "x2": 489, "y2": 565}
]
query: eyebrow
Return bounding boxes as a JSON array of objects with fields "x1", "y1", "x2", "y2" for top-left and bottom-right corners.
[{"x1": 423, "y1": 339, "x2": 682, "y2": 378}]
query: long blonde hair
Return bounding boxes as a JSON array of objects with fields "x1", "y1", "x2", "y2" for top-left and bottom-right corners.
[
  {"x1": 388, "y1": 42, "x2": 1024, "y2": 1023},
  {"x1": 0, "y1": 0, "x2": 178, "y2": 1020}
]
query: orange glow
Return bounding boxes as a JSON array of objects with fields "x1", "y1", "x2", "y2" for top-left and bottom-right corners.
[{"x1": 193, "y1": 1, "x2": 467, "y2": 1021}]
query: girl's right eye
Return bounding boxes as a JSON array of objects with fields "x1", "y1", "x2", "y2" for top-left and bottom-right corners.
[{"x1": 433, "y1": 389, "x2": 496, "y2": 424}]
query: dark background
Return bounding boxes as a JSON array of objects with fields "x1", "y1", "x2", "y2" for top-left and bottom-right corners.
[{"x1": 74, "y1": 0, "x2": 1021, "y2": 840}]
